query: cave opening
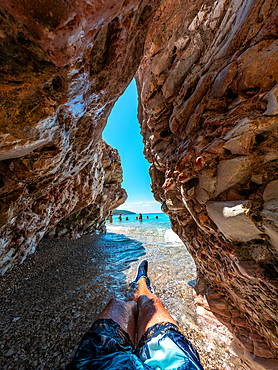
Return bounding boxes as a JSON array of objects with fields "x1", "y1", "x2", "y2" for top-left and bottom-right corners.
[{"x1": 103, "y1": 78, "x2": 162, "y2": 215}]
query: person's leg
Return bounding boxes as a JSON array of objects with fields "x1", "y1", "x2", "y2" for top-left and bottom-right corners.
[
  {"x1": 96, "y1": 298, "x2": 137, "y2": 345},
  {"x1": 132, "y1": 263, "x2": 204, "y2": 370},
  {"x1": 135, "y1": 277, "x2": 178, "y2": 342},
  {"x1": 128, "y1": 261, "x2": 203, "y2": 369},
  {"x1": 66, "y1": 298, "x2": 138, "y2": 369}
]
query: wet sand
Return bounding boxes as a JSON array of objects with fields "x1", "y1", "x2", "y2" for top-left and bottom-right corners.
[{"x1": 1, "y1": 234, "x2": 239, "y2": 369}]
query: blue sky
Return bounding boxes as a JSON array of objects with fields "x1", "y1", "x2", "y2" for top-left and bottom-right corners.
[{"x1": 102, "y1": 79, "x2": 162, "y2": 214}]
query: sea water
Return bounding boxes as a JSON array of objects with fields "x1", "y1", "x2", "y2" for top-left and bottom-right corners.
[
  {"x1": 105, "y1": 212, "x2": 197, "y2": 316},
  {"x1": 103, "y1": 212, "x2": 241, "y2": 369},
  {"x1": 105, "y1": 213, "x2": 196, "y2": 307},
  {"x1": 107, "y1": 212, "x2": 180, "y2": 243}
]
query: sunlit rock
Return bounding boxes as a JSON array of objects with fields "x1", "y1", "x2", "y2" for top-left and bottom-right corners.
[
  {"x1": 206, "y1": 201, "x2": 261, "y2": 242},
  {"x1": 137, "y1": 0, "x2": 278, "y2": 366}
]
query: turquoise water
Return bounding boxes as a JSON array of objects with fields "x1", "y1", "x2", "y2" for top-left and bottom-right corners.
[
  {"x1": 106, "y1": 212, "x2": 181, "y2": 245},
  {"x1": 104, "y1": 212, "x2": 237, "y2": 369},
  {"x1": 110, "y1": 212, "x2": 170, "y2": 226},
  {"x1": 104, "y1": 212, "x2": 197, "y2": 323}
]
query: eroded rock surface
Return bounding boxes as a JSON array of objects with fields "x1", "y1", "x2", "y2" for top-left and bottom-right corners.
[
  {"x1": 1, "y1": 0, "x2": 278, "y2": 368},
  {"x1": 137, "y1": 0, "x2": 278, "y2": 367},
  {"x1": 0, "y1": 0, "x2": 160, "y2": 274}
]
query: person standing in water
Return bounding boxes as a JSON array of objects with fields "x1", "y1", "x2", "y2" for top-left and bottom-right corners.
[
  {"x1": 139, "y1": 213, "x2": 142, "y2": 221},
  {"x1": 109, "y1": 211, "x2": 113, "y2": 223},
  {"x1": 66, "y1": 260, "x2": 204, "y2": 370},
  {"x1": 118, "y1": 213, "x2": 122, "y2": 221}
]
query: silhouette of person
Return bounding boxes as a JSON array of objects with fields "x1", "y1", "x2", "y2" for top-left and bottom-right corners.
[
  {"x1": 155, "y1": 215, "x2": 158, "y2": 219},
  {"x1": 146, "y1": 216, "x2": 149, "y2": 219},
  {"x1": 126, "y1": 217, "x2": 129, "y2": 221},
  {"x1": 118, "y1": 213, "x2": 122, "y2": 221},
  {"x1": 109, "y1": 211, "x2": 113, "y2": 223},
  {"x1": 139, "y1": 213, "x2": 142, "y2": 221}
]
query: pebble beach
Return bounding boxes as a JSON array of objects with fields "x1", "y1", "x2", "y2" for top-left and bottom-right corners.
[{"x1": 1, "y1": 228, "x2": 242, "y2": 369}]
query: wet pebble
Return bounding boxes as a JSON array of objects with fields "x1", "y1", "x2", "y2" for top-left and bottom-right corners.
[{"x1": 5, "y1": 349, "x2": 14, "y2": 357}]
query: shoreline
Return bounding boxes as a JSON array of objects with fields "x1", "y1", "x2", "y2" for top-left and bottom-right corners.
[{"x1": 1, "y1": 233, "x2": 238, "y2": 369}]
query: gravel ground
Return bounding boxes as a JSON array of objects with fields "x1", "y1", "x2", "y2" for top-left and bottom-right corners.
[{"x1": 1, "y1": 234, "x2": 242, "y2": 369}]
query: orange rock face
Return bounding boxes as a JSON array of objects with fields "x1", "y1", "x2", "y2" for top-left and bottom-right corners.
[
  {"x1": 1, "y1": 0, "x2": 278, "y2": 367},
  {"x1": 136, "y1": 0, "x2": 278, "y2": 367},
  {"x1": 0, "y1": 0, "x2": 160, "y2": 273}
]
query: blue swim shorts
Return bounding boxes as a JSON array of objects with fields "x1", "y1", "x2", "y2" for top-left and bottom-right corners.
[{"x1": 66, "y1": 318, "x2": 204, "y2": 370}]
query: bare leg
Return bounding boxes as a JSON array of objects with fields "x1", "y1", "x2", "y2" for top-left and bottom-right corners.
[
  {"x1": 135, "y1": 277, "x2": 179, "y2": 342},
  {"x1": 96, "y1": 298, "x2": 137, "y2": 345}
]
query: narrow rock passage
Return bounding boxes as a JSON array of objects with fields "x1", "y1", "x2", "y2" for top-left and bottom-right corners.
[{"x1": 1, "y1": 234, "x2": 242, "y2": 369}]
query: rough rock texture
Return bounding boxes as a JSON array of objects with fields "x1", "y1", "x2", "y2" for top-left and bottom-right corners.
[
  {"x1": 0, "y1": 136, "x2": 127, "y2": 274},
  {"x1": 136, "y1": 0, "x2": 278, "y2": 368},
  {"x1": 46, "y1": 140, "x2": 126, "y2": 239},
  {"x1": 1, "y1": 0, "x2": 278, "y2": 368},
  {"x1": 0, "y1": 0, "x2": 161, "y2": 274}
]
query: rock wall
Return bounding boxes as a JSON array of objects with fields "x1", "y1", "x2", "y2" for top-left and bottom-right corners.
[
  {"x1": 1, "y1": 0, "x2": 278, "y2": 367},
  {"x1": 0, "y1": 0, "x2": 161, "y2": 274},
  {"x1": 46, "y1": 140, "x2": 127, "y2": 239},
  {"x1": 136, "y1": 0, "x2": 278, "y2": 368}
]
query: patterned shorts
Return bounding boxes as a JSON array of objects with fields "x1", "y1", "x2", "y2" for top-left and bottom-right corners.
[{"x1": 66, "y1": 318, "x2": 204, "y2": 370}]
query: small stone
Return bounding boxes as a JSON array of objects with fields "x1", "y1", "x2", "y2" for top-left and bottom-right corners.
[
  {"x1": 233, "y1": 318, "x2": 248, "y2": 328},
  {"x1": 263, "y1": 148, "x2": 278, "y2": 163},
  {"x1": 264, "y1": 84, "x2": 278, "y2": 116},
  {"x1": 251, "y1": 174, "x2": 263, "y2": 185},
  {"x1": 253, "y1": 341, "x2": 274, "y2": 358},
  {"x1": 223, "y1": 133, "x2": 253, "y2": 155},
  {"x1": 205, "y1": 138, "x2": 225, "y2": 155},
  {"x1": 251, "y1": 245, "x2": 269, "y2": 262},
  {"x1": 263, "y1": 180, "x2": 278, "y2": 202},
  {"x1": 224, "y1": 118, "x2": 254, "y2": 140},
  {"x1": 5, "y1": 349, "x2": 14, "y2": 357}
]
